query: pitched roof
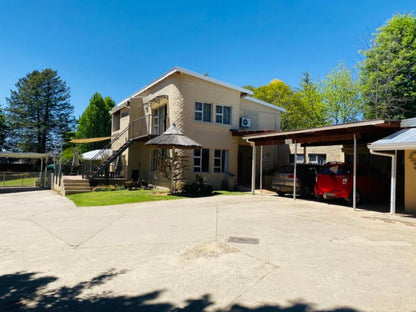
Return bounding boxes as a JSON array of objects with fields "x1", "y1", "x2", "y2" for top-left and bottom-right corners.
[{"x1": 117, "y1": 66, "x2": 253, "y2": 107}]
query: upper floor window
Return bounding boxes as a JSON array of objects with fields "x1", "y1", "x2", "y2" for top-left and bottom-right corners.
[
  {"x1": 113, "y1": 111, "x2": 120, "y2": 132},
  {"x1": 153, "y1": 105, "x2": 167, "y2": 135},
  {"x1": 195, "y1": 102, "x2": 212, "y2": 122},
  {"x1": 216, "y1": 106, "x2": 231, "y2": 124},
  {"x1": 193, "y1": 149, "x2": 209, "y2": 172}
]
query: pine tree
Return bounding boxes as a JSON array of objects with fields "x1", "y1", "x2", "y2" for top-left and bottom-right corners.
[{"x1": 5, "y1": 69, "x2": 75, "y2": 153}]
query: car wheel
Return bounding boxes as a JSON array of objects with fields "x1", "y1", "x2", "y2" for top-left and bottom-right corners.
[
  {"x1": 346, "y1": 190, "x2": 360, "y2": 205},
  {"x1": 277, "y1": 191, "x2": 285, "y2": 196}
]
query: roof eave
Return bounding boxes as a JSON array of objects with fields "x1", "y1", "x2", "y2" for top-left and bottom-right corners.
[{"x1": 115, "y1": 66, "x2": 254, "y2": 108}]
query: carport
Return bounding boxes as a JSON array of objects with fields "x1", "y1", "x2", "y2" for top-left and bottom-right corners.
[
  {"x1": 0, "y1": 152, "x2": 50, "y2": 188},
  {"x1": 243, "y1": 120, "x2": 401, "y2": 213}
]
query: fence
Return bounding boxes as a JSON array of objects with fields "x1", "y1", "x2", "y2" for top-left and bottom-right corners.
[{"x1": 0, "y1": 172, "x2": 41, "y2": 187}]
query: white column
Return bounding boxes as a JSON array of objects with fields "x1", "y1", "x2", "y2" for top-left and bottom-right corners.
[
  {"x1": 40, "y1": 158, "x2": 44, "y2": 188},
  {"x1": 353, "y1": 134, "x2": 357, "y2": 210},
  {"x1": 260, "y1": 145, "x2": 263, "y2": 194},
  {"x1": 251, "y1": 143, "x2": 256, "y2": 195},
  {"x1": 390, "y1": 151, "x2": 397, "y2": 214},
  {"x1": 293, "y1": 142, "x2": 297, "y2": 200}
]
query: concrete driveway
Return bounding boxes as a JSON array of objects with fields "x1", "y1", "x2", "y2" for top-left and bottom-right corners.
[{"x1": 0, "y1": 190, "x2": 415, "y2": 312}]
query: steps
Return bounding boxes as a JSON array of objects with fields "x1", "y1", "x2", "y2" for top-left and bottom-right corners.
[
  {"x1": 88, "y1": 139, "x2": 133, "y2": 180},
  {"x1": 62, "y1": 178, "x2": 91, "y2": 196}
]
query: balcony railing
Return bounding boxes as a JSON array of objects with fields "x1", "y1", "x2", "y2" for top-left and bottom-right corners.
[{"x1": 83, "y1": 114, "x2": 169, "y2": 181}]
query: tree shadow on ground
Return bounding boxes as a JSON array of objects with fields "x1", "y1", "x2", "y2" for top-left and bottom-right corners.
[{"x1": 0, "y1": 270, "x2": 360, "y2": 312}]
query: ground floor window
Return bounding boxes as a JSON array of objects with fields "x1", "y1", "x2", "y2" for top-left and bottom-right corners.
[
  {"x1": 194, "y1": 149, "x2": 209, "y2": 172},
  {"x1": 289, "y1": 154, "x2": 304, "y2": 164},
  {"x1": 152, "y1": 148, "x2": 167, "y2": 171},
  {"x1": 214, "y1": 149, "x2": 229, "y2": 173},
  {"x1": 308, "y1": 154, "x2": 326, "y2": 165}
]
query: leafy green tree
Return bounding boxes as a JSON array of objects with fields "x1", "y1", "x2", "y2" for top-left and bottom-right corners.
[
  {"x1": 0, "y1": 107, "x2": 8, "y2": 151},
  {"x1": 296, "y1": 72, "x2": 328, "y2": 128},
  {"x1": 5, "y1": 69, "x2": 75, "y2": 153},
  {"x1": 359, "y1": 13, "x2": 416, "y2": 119},
  {"x1": 75, "y1": 93, "x2": 115, "y2": 152},
  {"x1": 251, "y1": 79, "x2": 308, "y2": 130},
  {"x1": 321, "y1": 63, "x2": 363, "y2": 124}
]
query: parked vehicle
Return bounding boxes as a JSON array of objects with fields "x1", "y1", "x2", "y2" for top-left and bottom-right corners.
[
  {"x1": 314, "y1": 163, "x2": 388, "y2": 204},
  {"x1": 272, "y1": 164, "x2": 321, "y2": 197}
]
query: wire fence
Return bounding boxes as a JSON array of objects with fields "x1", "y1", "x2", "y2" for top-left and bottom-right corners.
[{"x1": 0, "y1": 172, "x2": 41, "y2": 187}]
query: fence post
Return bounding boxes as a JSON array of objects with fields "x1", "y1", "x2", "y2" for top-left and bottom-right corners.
[{"x1": 2, "y1": 172, "x2": 5, "y2": 187}]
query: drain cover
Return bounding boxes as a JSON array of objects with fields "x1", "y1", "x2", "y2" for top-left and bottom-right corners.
[{"x1": 228, "y1": 236, "x2": 259, "y2": 245}]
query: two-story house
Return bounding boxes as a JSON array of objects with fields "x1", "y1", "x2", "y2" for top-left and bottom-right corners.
[{"x1": 104, "y1": 67, "x2": 284, "y2": 190}]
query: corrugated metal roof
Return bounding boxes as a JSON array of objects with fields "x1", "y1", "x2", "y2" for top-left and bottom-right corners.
[
  {"x1": 0, "y1": 152, "x2": 50, "y2": 159},
  {"x1": 244, "y1": 120, "x2": 389, "y2": 141},
  {"x1": 369, "y1": 128, "x2": 416, "y2": 151}
]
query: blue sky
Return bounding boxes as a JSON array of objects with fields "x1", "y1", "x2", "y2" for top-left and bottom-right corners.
[{"x1": 0, "y1": 1, "x2": 414, "y2": 117}]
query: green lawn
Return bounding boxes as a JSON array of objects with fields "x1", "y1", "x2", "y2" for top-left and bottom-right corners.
[
  {"x1": 67, "y1": 189, "x2": 182, "y2": 207},
  {"x1": 1, "y1": 177, "x2": 38, "y2": 187},
  {"x1": 67, "y1": 189, "x2": 249, "y2": 207}
]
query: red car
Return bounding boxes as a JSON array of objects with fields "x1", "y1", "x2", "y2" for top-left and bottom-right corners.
[{"x1": 314, "y1": 163, "x2": 388, "y2": 204}]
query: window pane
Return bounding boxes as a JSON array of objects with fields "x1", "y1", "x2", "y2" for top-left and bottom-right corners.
[
  {"x1": 202, "y1": 149, "x2": 209, "y2": 172},
  {"x1": 194, "y1": 149, "x2": 201, "y2": 156},
  {"x1": 203, "y1": 103, "x2": 211, "y2": 122},
  {"x1": 195, "y1": 112, "x2": 202, "y2": 121},
  {"x1": 214, "y1": 159, "x2": 221, "y2": 167},
  {"x1": 193, "y1": 167, "x2": 201, "y2": 173},
  {"x1": 224, "y1": 107, "x2": 231, "y2": 124},
  {"x1": 214, "y1": 150, "x2": 221, "y2": 157},
  {"x1": 194, "y1": 158, "x2": 201, "y2": 166},
  {"x1": 195, "y1": 102, "x2": 202, "y2": 111},
  {"x1": 216, "y1": 115, "x2": 222, "y2": 123},
  {"x1": 216, "y1": 106, "x2": 222, "y2": 113}
]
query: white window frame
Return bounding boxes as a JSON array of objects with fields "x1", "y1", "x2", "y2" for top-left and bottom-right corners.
[
  {"x1": 308, "y1": 154, "x2": 327, "y2": 165},
  {"x1": 195, "y1": 102, "x2": 212, "y2": 123},
  {"x1": 214, "y1": 149, "x2": 229, "y2": 173},
  {"x1": 216, "y1": 105, "x2": 231, "y2": 124},
  {"x1": 193, "y1": 149, "x2": 209, "y2": 172}
]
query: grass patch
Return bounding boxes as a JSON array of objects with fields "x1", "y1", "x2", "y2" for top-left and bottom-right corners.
[
  {"x1": 0, "y1": 177, "x2": 38, "y2": 187},
  {"x1": 213, "y1": 190, "x2": 249, "y2": 196},
  {"x1": 67, "y1": 189, "x2": 182, "y2": 207}
]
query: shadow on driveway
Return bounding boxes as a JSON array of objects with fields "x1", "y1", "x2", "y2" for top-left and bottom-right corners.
[{"x1": 0, "y1": 271, "x2": 360, "y2": 312}]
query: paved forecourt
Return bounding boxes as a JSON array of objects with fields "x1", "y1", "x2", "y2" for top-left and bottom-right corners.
[{"x1": 0, "y1": 190, "x2": 415, "y2": 311}]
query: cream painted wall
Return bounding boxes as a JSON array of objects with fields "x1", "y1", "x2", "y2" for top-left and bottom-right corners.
[
  {"x1": 288, "y1": 144, "x2": 345, "y2": 164},
  {"x1": 240, "y1": 99, "x2": 281, "y2": 130},
  {"x1": 111, "y1": 72, "x2": 282, "y2": 189},
  {"x1": 405, "y1": 150, "x2": 416, "y2": 213}
]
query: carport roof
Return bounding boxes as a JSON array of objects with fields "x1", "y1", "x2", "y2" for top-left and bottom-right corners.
[
  {"x1": 243, "y1": 119, "x2": 401, "y2": 146},
  {"x1": 0, "y1": 152, "x2": 50, "y2": 159},
  {"x1": 368, "y1": 128, "x2": 416, "y2": 151}
]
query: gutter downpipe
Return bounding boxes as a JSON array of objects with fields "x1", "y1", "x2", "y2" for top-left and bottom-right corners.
[
  {"x1": 251, "y1": 142, "x2": 256, "y2": 195},
  {"x1": 260, "y1": 145, "x2": 263, "y2": 194},
  {"x1": 293, "y1": 141, "x2": 297, "y2": 200},
  {"x1": 353, "y1": 134, "x2": 357, "y2": 210},
  {"x1": 369, "y1": 149, "x2": 397, "y2": 214}
]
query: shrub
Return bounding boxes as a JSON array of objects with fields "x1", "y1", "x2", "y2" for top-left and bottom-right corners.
[{"x1": 182, "y1": 175, "x2": 213, "y2": 196}]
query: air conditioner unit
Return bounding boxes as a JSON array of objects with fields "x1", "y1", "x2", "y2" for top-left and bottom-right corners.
[{"x1": 240, "y1": 117, "x2": 251, "y2": 128}]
